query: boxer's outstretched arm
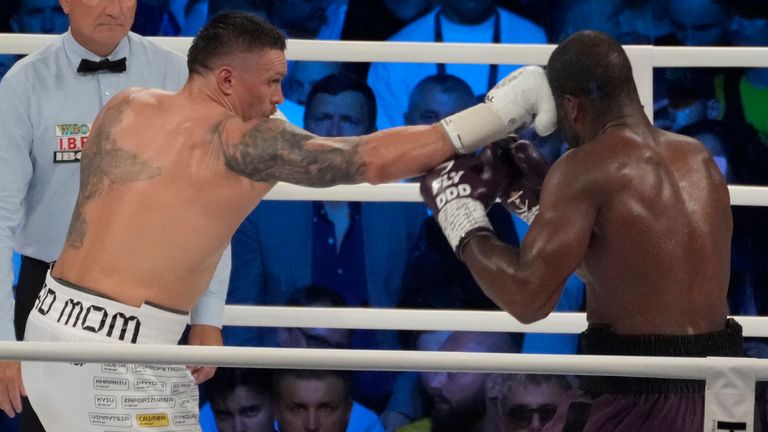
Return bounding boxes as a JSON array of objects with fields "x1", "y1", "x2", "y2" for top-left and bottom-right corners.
[
  {"x1": 461, "y1": 154, "x2": 599, "y2": 324},
  {"x1": 220, "y1": 117, "x2": 454, "y2": 186}
]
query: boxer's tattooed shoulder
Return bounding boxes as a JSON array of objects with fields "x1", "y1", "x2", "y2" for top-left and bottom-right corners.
[
  {"x1": 65, "y1": 98, "x2": 161, "y2": 249},
  {"x1": 217, "y1": 117, "x2": 367, "y2": 186}
]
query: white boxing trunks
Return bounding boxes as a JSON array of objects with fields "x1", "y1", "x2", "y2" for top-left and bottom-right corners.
[{"x1": 22, "y1": 272, "x2": 201, "y2": 431}]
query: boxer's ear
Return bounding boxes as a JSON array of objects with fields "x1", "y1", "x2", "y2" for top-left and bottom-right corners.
[
  {"x1": 562, "y1": 95, "x2": 580, "y2": 124},
  {"x1": 215, "y1": 67, "x2": 234, "y2": 96},
  {"x1": 59, "y1": 0, "x2": 71, "y2": 14}
]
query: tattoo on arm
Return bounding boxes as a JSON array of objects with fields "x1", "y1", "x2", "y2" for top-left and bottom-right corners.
[
  {"x1": 66, "y1": 98, "x2": 161, "y2": 249},
  {"x1": 218, "y1": 117, "x2": 367, "y2": 187}
]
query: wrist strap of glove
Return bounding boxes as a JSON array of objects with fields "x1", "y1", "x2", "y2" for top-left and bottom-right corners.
[
  {"x1": 440, "y1": 104, "x2": 509, "y2": 154},
  {"x1": 436, "y1": 197, "x2": 494, "y2": 256}
]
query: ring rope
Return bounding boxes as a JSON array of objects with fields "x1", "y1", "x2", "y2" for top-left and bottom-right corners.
[
  {"x1": 2, "y1": 34, "x2": 768, "y2": 67},
  {"x1": 1, "y1": 33, "x2": 767, "y2": 206},
  {"x1": 263, "y1": 183, "x2": 768, "y2": 206},
  {"x1": 223, "y1": 307, "x2": 768, "y2": 337},
  {"x1": 1, "y1": 342, "x2": 767, "y2": 379}
]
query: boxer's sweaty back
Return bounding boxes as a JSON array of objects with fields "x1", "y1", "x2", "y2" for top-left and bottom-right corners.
[{"x1": 564, "y1": 125, "x2": 731, "y2": 335}]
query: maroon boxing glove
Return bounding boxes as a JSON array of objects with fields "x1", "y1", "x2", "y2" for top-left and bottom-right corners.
[
  {"x1": 488, "y1": 137, "x2": 550, "y2": 224},
  {"x1": 420, "y1": 149, "x2": 508, "y2": 257}
]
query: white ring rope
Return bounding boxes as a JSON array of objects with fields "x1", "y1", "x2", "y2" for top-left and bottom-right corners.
[
  {"x1": 3, "y1": 35, "x2": 768, "y2": 67},
  {"x1": 0, "y1": 342, "x2": 767, "y2": 380},
  {"x1": 264, "y1": 183, "x2": 768, "y2": 206},
  {"x1": 2, "y1": 33, "x2": 768, "y2": 206},
  {"x1": 222, "y1": 307, "x2": 768, "y2": 338}
]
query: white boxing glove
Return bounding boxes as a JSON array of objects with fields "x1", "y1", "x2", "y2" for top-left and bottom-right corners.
[{"x1": 440, "y1": 66, "x2": 557, "y2": 154}]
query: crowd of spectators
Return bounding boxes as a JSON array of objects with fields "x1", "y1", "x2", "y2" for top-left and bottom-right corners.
[{"x1": 2, "y1": 0, "x2": 768, "y2": 431}]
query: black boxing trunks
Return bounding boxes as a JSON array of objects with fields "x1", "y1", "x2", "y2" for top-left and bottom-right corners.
[
  {"x1": 21, "y1": 272, "x2": 201, "y2": 431},
  {"x1": 542, "y1": 319, "x2": 745, "y2": 432}
]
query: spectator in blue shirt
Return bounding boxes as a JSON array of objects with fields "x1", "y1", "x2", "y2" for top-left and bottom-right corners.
[
  {"x1": 667, "y1": 0, "x2": 730, "y2": 46},
  {"x1": 366, "y1": 0, "x2": 547, "y2": 130},
  {"x1": 275, "y1": 369, "x2": 385, "y2": 432},
  {"x1": 9, "y1": 0, "x2": 68, "y2": 34}
]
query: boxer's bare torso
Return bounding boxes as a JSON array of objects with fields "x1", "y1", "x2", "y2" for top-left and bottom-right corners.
[
  {"x1": 52, "y1": 83, "x2": 452, "y2": 313},
  {"x1": 567, "y1": 123, "x2": 731, "y2": 334},
  {"x1": 465, "y1": 118, "x2": 732, "y2": 335}
]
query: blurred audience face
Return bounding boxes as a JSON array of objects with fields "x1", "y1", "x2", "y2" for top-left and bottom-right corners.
[
  {"x1": 269, "y1": 0, "x2": 331, "y2": 39},
  {"x1": 498, "y1": 381, "x2": 564, "y2": 432},
  {"x1": 729, "y1": 12, "x2": 768, "y2": 46},
  {"x1": 59, "y1": 0, "x2": 137, "y2": 56},
  {"x1": 439, "y1": 0, "x2": 496, "y2": 25},
  {"x1": 279, "y1": 326, "x2": 350, "y2": 349},
  {"x1": 667, "y1": 0, "x2": 729, "y2": 46},
  {"x1": 10, "y1": 0, "x2": 69, "y2": 34},
  {"x1": 276, "y1": 375, "x2": 351, "y2": 432},
  {"x1": 213, "y1": 385, "x2": 274, "y2": 432},
  {"x1": 305, "y1": 90, "x2": 373, "y2": 136},
  {"x1": 655, "y1": 68, "x2": 718, "y2": 132},
  {"x1": 282, "y1": 61, "x2": 342, "y2": 106},
  {"x1": 551, "y1": 0, "x2": 622, "y2": 43},
  {"x1": 405, "y1": 77, "x2": 475, "y2": 126},
  {"x1": 382, "y1": 0, "x2": 435, "y2": 23},
  {"x1": 421, "y1": 332, "x2": 514, "y2": 432}
]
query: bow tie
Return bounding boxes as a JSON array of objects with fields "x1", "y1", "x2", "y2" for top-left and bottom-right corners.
[{"x1": 77, "y1": 57, "x2": 127, "y2": 74}]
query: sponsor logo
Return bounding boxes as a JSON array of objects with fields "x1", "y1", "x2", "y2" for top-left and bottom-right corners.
[
  {"x1": 177, "y1": 397, "x2": 198, "y2": 410},
  {"x1": 172, "y1": 412, "x2": 198, "y2": 426},
  {"x1": 53, "y1": 150, "x2": 82, "y2": 163},
  {"x1": 95, "y1": 395, "x2": 118, "y2": 409},
  {"x1": 134, "y1": 378, "x2": 167, "y2": 392},
  {"x1": 88, "y1": 412, "x2": 131, "y2": 427},
  {"x1": 102, "y1": 363, "x2": 128, "y2": 374},
  {"x1": 133, "y1": 364, "x2": 188, "y2": 377},
  {"x1": 171, "y1": 381, "x2": 194, "y2": 395},
  {"x1": 56, "y1": 123, "x2": 91, "y2": 136},
  {"x1": 136, "y1": 413, "x2": 169, "y2": 428},
  {"x1": 94, "y1": 376, "x2": 130, "y2": 391},
  {"x1": 122, "y1": 396, "x2": 175, "y2": 410}
]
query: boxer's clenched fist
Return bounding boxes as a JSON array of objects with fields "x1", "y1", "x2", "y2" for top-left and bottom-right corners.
[
  {"x1": 420, "y1": 147, "x2": 508, "y2": 256},
  {"x1": 489, "y1": 137, "x2": 550, "y2": 224},
  {"x1": 440, "y1": 66, "x2": 557, "y2": 154}
]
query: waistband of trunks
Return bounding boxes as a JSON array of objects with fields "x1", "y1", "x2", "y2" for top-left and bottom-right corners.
[
  {"x1": 579, "y1": 318, "x2": 744, "y2": 395},
  {"x1": 31, "y1": 271, "x2": 189, "y2": 345}
]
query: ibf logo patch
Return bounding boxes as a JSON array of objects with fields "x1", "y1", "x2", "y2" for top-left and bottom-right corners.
[
  {"x1": 54, "y1": 123, "x2": 90, "y2": 163},
  {"x1": 714, "y1": 420, "x2": 747, "y2": 431}
]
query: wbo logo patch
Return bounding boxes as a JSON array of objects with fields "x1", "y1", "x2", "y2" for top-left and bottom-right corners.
[{"x1": 54, "y1": 123, "x2": 91, "y2": 163}]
